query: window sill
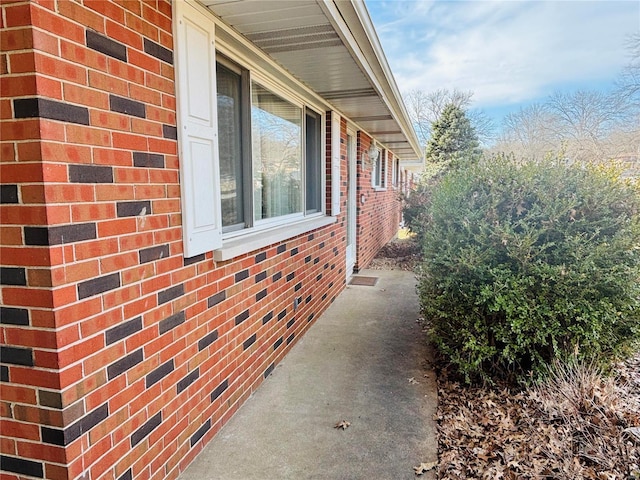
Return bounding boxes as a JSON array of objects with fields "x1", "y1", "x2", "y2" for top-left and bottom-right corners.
[
  {"x1": 373, "y1": 187, "x2": 387, "y2": 192},
  {"x1": 213, "y1": 216, "x2": 337, "y2": 261}
]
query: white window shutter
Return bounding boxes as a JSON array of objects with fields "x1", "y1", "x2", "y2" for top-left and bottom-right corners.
[
  {"x1": 174, "y1": 1, "x2": 223, "y2": 257},
  {"x1": 331, "y1": 111, "x2": 341, "y2": 215}
]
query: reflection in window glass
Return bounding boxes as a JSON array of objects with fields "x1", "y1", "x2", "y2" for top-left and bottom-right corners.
[
  {"x1": 217, "y1": 63, "x2": 244, "y2": 228},
  {"x1": 251, "y1": 82, "x2": 302, "y2": 221}
]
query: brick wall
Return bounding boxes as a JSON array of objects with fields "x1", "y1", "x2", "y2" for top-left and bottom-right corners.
[
  {"x1": 0, "y1": 1, "x2": 351, "y2": 479},
  {"x1": 355, "y1": 131, "x2": 402, "y2": 270}
]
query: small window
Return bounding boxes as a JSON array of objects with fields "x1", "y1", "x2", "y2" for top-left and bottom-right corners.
[
  {"x1": 372, "y1": 147, "x2": 386, "y2": 188},
  {"x1": 305, "y1": 108, "x2": 322, "y2": 214},
  {"x1": 392, "y1": 156, "x2": 400, "y2": 187}
]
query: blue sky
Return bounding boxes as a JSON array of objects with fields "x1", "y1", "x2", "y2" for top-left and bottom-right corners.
[{"x1": 366, "y1": 0, "x2": 640, "y2": 127}]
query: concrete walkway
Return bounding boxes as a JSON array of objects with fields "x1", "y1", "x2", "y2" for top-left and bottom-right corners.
[{"x1": 180, "y1": 269, "x2": 438, "y2": 480}]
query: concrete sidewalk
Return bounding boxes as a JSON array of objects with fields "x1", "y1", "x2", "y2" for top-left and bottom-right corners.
[{"x1": 179, "y1": 269, "x2": 438, "y2": 480}]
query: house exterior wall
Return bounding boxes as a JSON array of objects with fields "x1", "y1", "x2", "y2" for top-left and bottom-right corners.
[
  {"x1": 0, "y1": 1, "x2": 409, "y2": 479},
  {"x1": 355, "y1": 132, "x2": 403, "y2": 271}
]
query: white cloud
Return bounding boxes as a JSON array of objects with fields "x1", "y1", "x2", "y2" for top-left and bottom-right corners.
[{"x1": 368, "y1": 0, "x2": 640, "y2": 108}]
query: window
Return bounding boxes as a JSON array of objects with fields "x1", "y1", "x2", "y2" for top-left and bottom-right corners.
[
  {"x1": 392, "y1": 156, "x2": 400, "y2": 187},
  {"x1": 174, "y1": 1, "x2": 333, "y2": 259},
  {"x1": 372, "y1": 147, "x2": 386, "y2": 189},
  {"x1": 216, "y1": 58, "x2": 323, "y2": 232}
]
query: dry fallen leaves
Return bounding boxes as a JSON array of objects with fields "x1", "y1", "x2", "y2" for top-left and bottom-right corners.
[
  {"x1": 334, "y1": 420, "x2": 350, "y2": 430},
  {"x1": 414, "y1": 461, "x2": 437, "y2": 476},
  {"x1": 435, "y1": 353, "x2": 640, "y2": 479}
]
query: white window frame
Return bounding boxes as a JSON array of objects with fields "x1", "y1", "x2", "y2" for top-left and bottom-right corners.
[
  {"x1": 372, "y1": 146, "x2": 387, "y2": 191},
  {"x1": 174, "y1": 0, "x2": 336, "y2": 261}
]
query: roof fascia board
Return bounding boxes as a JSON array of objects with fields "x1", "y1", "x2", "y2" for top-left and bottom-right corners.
[
  {"x1": 318, "y1": 0, "x2": 422, "y2": 160},
  {"x1": 350, "y1": 1, "x2": 423, "y2": 157}
]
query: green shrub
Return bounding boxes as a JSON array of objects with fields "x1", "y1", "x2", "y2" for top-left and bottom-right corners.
[{"x1": 417, "y1": 155, "x2": 640, "y2": 383}]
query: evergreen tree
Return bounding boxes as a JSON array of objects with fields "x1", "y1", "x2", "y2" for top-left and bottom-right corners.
[{"x1": 425, "y1": 103, "x2": 482, "y2": 169}]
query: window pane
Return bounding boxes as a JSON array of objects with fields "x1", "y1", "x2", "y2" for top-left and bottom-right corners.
[
  {"x1": 305, "y1": 109, "x2": 321, "y2": 214},
  {"x1": 217, "y1": 63, "x2": 244, "y2": 228},
  {"x1": 251, "y1": 83, "x2": 302, "y2": 221}
]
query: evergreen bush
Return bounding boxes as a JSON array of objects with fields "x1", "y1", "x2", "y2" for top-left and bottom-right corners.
[{"x1": 417, "y1": 155, "x2": 640, "y2": 383}]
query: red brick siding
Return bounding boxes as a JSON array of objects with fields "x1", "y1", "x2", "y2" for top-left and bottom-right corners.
[
  {"x1": 1, "y1": 2, "x2": 349, "y2": 480},
  {"x1": 354, "y1": 131, "x2": 402, "y2": 270}
]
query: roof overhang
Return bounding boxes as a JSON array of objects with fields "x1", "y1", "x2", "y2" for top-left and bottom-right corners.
[{"x1": 199, "y1": 0, "x2": 423, "y2": 164}]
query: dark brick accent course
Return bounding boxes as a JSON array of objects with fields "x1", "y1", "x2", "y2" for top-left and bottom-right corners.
[
  {"x1": 0, "y1": 365, "x2": 8, "y2": 382},
  {"x1": 64, "y1": 403, "x2": 108, "y2": 444},
  {"x1": 243, "y1": 334, "x2": 256, "y2": 350},
  {"x1": 145, "y1": 360, "x2": 174, "y2": 388},
  {"x1": 255, "y1": 252, "x2": 267, "y2": 263},
  {"x1": 0, "y1": 307, "x2": 29, "y2": 325},
  {"x1": 294, "y1": 282, "x2": 302, "y2": 292},
  {"x1": 177, "y1": 368, "x2": 199, "y2": 394},
  {"x1": 131, "y1": 412, "x2": 162, "y2": 447},
  {"x1": 286, "y1": 273, "x2": 295, "y2": 282},
  {"x1": 287, "y1": 333, "x2": 295, "y2": 345},
  {"x1": 305, "y1": 255, "x2": 312, "y2": 263},
  {"x1": 273, "y1": 337, "x2": 283, "y2": 350},
  {"x1": 0, "y1": 267, "x2": 26, "y2": 286},
  {"x1": 25, "y1": 223, "x2": 96, "y2": 246},
  {"x1": 210, "y1": 379, "x2": 228, "y2": 402},
  {"x1": 235, "y1": 309, "x2": 249, "y2": 325},
  {"x1": 234, "y1": 269, "x2": 249, "y2": 282},
  {"x1": 0, "y1": 185, "x2": 18, "y2": 203},
  {"x1": 162, "y1": 124, "x2": 177, "y2": 139},
  {"x1": 143, "y1": 38, "x2": 173, "y2": 64},
  {"x1": 109, "y1": 94, "x2": 146, "y2": 118},
  {"x1": 290, "y1": 247, "x2": 299, "y2": 256},
  {"x1": 117, "y1": 469, "x2": 132, "y2": 480},
  {"x1": 262, "y1": 311, "x2": 273, "y2": 325},
  {"x1": 23, "y1": 227, "x2": 49, "y2": 246},
  {"x1": 190, "y1": 419, "x2": 211, "y2": 447},
  {"x1": 86, "y1": 30, "x2": 127, "y2": 62},
  {"x1": 159, "y1": 311, "x2": 185, "y2": 335},
  {"x1": 272, "y1": 272, "x2": 282, "y2": 282},
  {"x1": 207, "y1": 291, "x2": 226, "y2": 308},
  {"x1": 277, "y1": 244, "x2": 286, "y2": 254},
  {"x1": 286, "y1": 319, "x2": 295, "y2": 329},
  {"x1": 41, "y1": 427, "x2": 65, "y2": 446},
  {"x1": 139, "y1": 244, "x2": 169, "y2": 264},
  {"x1": 105, "y1": 317, "x2": 143, "y2": 345},
  {"x1": 117, "y1": 200, "x2": 151, "y2": 217},
  {"x1": 197, "y1": 330, "x2": 218, "y2": 351},
  {"x1": 133, "y1": 151, "x2": 165, "y2": 168},
  {"x1": 0, "y1": 346, "x2": 33, "y2": 366},
  {"x1": 107, "y1": 349, "x2": 143, "y2": 380},
  {"x1": 69, "y1": 164, "x2": 113, "y2": 183},
  {"x1": 256, "y1": 289, "x2": 267, "y2": 301},
  {"x1": 158, "y1": 284, "x2": 184, "y2": 305},
  {"x1": 14, "y1": 97, "x2": 90, "y2": 125},
  {"x1": 278, "y1": 309, "x2": 287, "y2": 321},
  {"x1": 184, "y1": 253, "x2": 205, "y2": 265},
  {"x1": 0, "y1": 455, "x2": 43, "y2": 478},
  {"x1": 255, "y1": 271, "x2": 267, "y2": 283},
  {"x1": 38, "y1": 390, "x2": 62, "y2": 409},
  {"x1": 78, "y1": 273, "x2": 120, "y2": 299},
  {"x1": 264, "y1": 362, "x2": 275, "y2": 378}
]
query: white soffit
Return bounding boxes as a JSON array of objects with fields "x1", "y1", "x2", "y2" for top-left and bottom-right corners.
[{"x1": 200, "y1": 0, "x2": 422, "y2": 162}]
